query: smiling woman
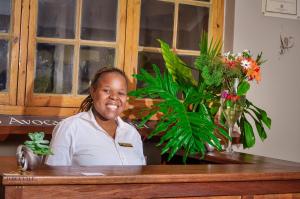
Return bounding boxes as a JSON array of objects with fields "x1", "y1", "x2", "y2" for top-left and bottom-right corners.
[{"x1": 45, "y1": 67, "x2": 146, "y2": 166}]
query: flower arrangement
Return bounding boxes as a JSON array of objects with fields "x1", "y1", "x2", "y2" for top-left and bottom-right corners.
[
  {"x1": 221, "y1": 50, "x2": 263, "y2": 95},
  {"x1": 129, "y1": 33, "x2": 271, "y2": 162}
]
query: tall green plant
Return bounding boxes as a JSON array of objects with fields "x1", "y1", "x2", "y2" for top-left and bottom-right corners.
[{"x1": 130, "y1": 65, "x2": 228, "y2": 162}]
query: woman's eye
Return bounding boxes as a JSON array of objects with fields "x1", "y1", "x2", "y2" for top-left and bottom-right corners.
[
  {"x1": 118, "y1": 92, "x2": 126, "y2": 96},
  {"x1": 103, "y1": 89, "x2": 110, "y2": 93}
]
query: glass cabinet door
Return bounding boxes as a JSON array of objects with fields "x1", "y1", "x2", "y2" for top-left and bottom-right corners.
[
  {"x1": 26, "y1": 0, "x2": 126, "y2": 107},
  {"x1": 0, "y1": 0, "x2": 21, "y2": 105}
]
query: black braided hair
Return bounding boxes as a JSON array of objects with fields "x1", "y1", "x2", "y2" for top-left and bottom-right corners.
[{"x1": 78, "y1": 67, "x2": 128, "y2": 112}]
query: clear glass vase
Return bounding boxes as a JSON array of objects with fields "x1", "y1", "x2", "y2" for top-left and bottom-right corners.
[
  {"x1": 222, "y1": 99, "x2": 244, "y2": 153},
  {"x1": 221, "y1": 78, "x2": 245, "y2": 153}
]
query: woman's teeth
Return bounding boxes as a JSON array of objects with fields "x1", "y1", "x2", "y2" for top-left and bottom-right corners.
[{"x1": 106, "y1": 104, "x2": 118, "y2": 110}]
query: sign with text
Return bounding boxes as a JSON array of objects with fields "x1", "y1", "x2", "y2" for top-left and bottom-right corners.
[
  {"x1": 0, "y1": 115, "x2": 64, "y2": 127},
  {"x1": 262, "y1": 0, "x2": 300, "y2": 20}
]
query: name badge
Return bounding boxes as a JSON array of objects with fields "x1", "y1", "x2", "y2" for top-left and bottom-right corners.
[{"x1": 118, "y1": 142, "x2": 133, "y2": 147}]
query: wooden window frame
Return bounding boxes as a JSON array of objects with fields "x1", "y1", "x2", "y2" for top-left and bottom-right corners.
[
  {"x1": 25, "y1": 0, "x2": 127, "y2": 107},
  {"x1": 0, "y1": 0, "x2": 22, "y2": 105}
]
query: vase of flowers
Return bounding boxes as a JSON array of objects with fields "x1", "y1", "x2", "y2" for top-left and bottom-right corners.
[
  {"x1": 220, "y1": 49, "x2": 268, "y2": 152},
  {"x1": 129, "y1": 33, "x2": 271, "y2": 162}
]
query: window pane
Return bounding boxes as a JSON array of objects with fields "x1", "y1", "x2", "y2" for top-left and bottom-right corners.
[
  {"x1": 0, "y1": 40, "x2": 8, "y2": 91},
  {"x1": 137, "y1": 52, "x2": 165, "y2": 88},
  {"x1": 0, "y1": 0, "x2": 11, "y2": 33},
  {"x1": 139, "y1": 0, "x2": 174, "y2": 47},
  {"x1": 81, "y1": 0, "x2": 117, "y2": 41},
  {"x1": 37, "y1": 0, "x2": 76, "y2": 38},
  {"x1": 177, "y1": 5, "x2": 209, "y2": 50},
  {"x1": 78, "y1": 46, "x2": 115, "y2": 94},
  {"x1": 35, "y1": 43, "x2": 73, "y2": 94}
]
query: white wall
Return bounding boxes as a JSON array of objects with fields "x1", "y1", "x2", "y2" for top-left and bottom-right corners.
[{"x1": 231, "y1": 0, "x2": 300, "y2": 162}]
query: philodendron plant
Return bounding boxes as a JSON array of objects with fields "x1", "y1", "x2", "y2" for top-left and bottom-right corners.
[{"x1": 129, "y1": 34, "x2": 271, "y2": 163}]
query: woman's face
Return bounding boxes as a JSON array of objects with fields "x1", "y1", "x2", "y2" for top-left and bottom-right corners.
[{"x1": 91, "y1": 72, "x2": 127, "y2": 121}]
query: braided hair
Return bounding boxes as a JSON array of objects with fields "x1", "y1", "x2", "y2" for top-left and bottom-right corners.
[{"x1": 78, "y1": 67, "x2": 128, "y2": 112}]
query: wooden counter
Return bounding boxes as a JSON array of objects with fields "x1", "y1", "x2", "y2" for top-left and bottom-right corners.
[{"x1": 1, "y1": 152, "x2": 300, "y2": 199}]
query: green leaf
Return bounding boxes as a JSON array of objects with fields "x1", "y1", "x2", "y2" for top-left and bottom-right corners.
[
  {"x1": 260, "y1": 110, "x2": 271, "y2": 129},
  {"x1": 254, "y1": 120, "x2": 267, "y2": 141},
  {"x1": 242, "y1": 116, "x2": 256, "y2": 148},
  {"x1": 237, "y1": 81, "x2": 250, "y2": 96},
  {"x1": 158, "y1": 39, "x2": 196, "y2": 86},
  {"x1": 246, "y1": 100, "x2": 271, "y2": 129}
]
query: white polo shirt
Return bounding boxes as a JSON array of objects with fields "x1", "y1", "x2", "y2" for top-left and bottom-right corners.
[{"x1": 45, "y1": 109, "x2": 146, "y2": 166}]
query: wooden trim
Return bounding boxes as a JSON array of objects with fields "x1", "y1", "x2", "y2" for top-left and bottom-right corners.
[
  {"x1": 25, "y1": 0, "x2": 37, "y2": 106},
  {"x1": 17, "y1": 0, "x2": 30, "y2": 106},
  {"x1": 175, "y1": 49, "x2": 199, "y2": 56},
  {"x1": 179, "y1": 0, "x2": 210, "y2": 7},
  {"x1": 25, "y1": 94, "x2": 86, "y2": 107},
  {"x1": 124, "y1": 0, "x2": 141, "y2": 91},
  {"x1": 159, "y1": 0, "x2": 175, "y2": 3},
  {"x1": 0, "y1": 34, "x2": 10, "y2": 39},
  {"x1": 7, "y1": 0, "x2": 22, "y2": 105},
  {"x1": 115, "y1": 0, "x2": 127, "y2": 70},
  {"x1": 0, "y1": 105, "x2": 78, "y2": 116},
  {"x1": 210, "y1": 0, "x2": 224, "y2": 41},
  {"x1": 77, "y1": 40, "x2": 116, "y2": 48},
  {"x1": 72, "y1": 0, "x2": 82, "y2": 97},
  {"x1": 138, "y1": 46, "x2": 161, "y2": 53},
  {"x1": 138, "y1": 47, "x2": 199, "y2": 56},
  {"x1": 36, "y1": 37, "x2": 76, "y2": 45},
  {"x1": 0, "y1": 94, "x2": 9, "y2": 105},
  {"x1": 172, "y1": 1, "x2": 179, "y2": 49},
  {"x1": 36, "y1": 37, "x2": 117, "y2": 48}
]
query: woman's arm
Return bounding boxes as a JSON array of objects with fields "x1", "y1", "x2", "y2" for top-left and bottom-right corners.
[{"x1": 45, "y1": 120, "x2": 75, "y2": 166}]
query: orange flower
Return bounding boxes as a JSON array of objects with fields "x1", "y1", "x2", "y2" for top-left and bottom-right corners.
[{"x1": 246, "y1": 60, "x2": 261, "y2": 83}]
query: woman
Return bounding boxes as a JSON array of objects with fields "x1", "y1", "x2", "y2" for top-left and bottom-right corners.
[{"x1": 46, "y1": 67, "x2": 146, "y2": 166}]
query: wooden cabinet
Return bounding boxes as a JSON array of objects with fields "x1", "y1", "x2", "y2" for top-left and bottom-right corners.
[{"x1": 0, "y1": 0, "x2": 224, "y2": 117}]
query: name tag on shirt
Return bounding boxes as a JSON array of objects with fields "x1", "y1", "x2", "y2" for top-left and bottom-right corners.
[{"x1": 118, "y1": 142, "x2": 133, "y2": 147}]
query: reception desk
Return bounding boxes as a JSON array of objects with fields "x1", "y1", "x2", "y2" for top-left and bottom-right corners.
[{"x1": 1, "y1": 152, "x2": 300, "y2": 199}]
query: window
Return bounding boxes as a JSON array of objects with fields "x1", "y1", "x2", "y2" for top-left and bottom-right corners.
[
  {"x1": 26, "y1": 0, "x2": 126, "y2": 107},
  {"x1": 0, "y1": 0, "x2": 224, "y2": 116},
  {"x1": 124, "y1": 0, "x2": 224, "y2": 91}
]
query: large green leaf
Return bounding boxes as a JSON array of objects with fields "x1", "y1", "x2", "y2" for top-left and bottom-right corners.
[
  {"x1": 240, "y1": 114, "x2": 255, "y2": 148},
  {"x1": 159, "y1": 39, "x2": 196, "y2": 87}
]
